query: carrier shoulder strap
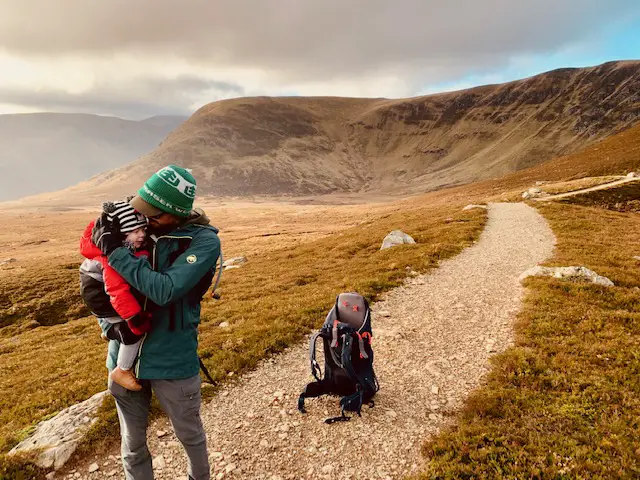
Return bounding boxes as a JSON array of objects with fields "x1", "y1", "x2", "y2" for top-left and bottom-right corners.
[
  {"x1": 308, "y1": 331, "x2": 322, "y2": 381},
  {"x1": 199, "y1": 357, "x2": 216, "y2": 385}
]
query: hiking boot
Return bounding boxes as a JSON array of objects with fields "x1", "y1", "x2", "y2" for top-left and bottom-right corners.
[{"x1": 110, "y1": 367, "x2": 143, "y2": 391}]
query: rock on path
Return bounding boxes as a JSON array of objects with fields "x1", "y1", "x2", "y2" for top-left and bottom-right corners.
[{"x1": 72, "y1": 203, "x2": 555, "y2": 480}]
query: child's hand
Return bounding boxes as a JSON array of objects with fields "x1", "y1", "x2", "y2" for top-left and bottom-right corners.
[{"x1": 92, "y1": 213, "x2": 124, "y2": 256}]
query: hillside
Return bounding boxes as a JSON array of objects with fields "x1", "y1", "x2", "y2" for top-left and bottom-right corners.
[
  {"x1": 41, "y1": 60, "x2": 640, "y2": 202},
  {"x1": 2, "y1": 91, "x2": 640, "y2": 477},
  {"x1": 0, "y1": 113, "x2": 187, "y2": 201}
]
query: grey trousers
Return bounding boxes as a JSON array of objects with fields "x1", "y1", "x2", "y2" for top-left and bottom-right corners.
[{"x1": 108, "y1": 375, "x2": 210, "y2": 480}]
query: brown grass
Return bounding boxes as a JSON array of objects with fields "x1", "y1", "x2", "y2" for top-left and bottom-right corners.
[
  {"x1": 2, "y1": 120, "x2": 640, "y2": 478},
  {"x1": 0, "y1": 195, "x2": 486, "y2": 471},
  {"x1": 420, "y1": 202, "x2": 640, "y2": 479}
]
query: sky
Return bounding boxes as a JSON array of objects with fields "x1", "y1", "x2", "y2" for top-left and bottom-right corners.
[{"x1": 0, "y1": 0, "x2": 639, "y2": 120}]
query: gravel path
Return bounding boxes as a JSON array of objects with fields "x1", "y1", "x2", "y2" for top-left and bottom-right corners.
[{"x1": 71, "y1": 202, "x2": 555, "y2": 480}]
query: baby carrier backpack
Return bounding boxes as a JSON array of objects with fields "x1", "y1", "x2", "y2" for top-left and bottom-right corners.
[{"x1": 298, "y1": 292, "x2": 379, "y2": 423}]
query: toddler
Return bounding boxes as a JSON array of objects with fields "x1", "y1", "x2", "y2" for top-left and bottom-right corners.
[{"x1": 79, "y1": 201, "x2": 152, "y2": 391}]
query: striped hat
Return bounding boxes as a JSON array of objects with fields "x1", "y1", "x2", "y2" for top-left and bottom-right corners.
[{"x1": 102, "y1": 201, "x2": 148, "y2": 233}]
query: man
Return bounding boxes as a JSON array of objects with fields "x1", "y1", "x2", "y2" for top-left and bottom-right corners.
[{"x1": 93, "y1": 165, "x2": 220, "y2": 480}]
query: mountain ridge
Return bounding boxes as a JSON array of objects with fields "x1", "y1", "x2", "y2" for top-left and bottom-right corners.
[{"x1": 12, "y1": 60, "x2": 640, "y2": 202}]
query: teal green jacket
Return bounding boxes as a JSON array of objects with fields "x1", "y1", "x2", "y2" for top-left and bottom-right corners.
[{"x1": 105, "y1": 217, "x2": 220, "y2": 379}]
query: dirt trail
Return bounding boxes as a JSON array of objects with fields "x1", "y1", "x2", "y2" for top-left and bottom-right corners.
[
  {"x1": 75, "y1": 202, "x2": 555, "y2": 480},
  {"x1": 534, "y1": 176, "x2": 639, "y2": 202}
]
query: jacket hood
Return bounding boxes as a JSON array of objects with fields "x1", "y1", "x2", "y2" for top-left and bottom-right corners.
[
  {"x1": 80, "y1": 220, "x2": 103, "y2": 260},
  {"x1": 183, "y1": 208, "x2": 219, "y2": 233}
]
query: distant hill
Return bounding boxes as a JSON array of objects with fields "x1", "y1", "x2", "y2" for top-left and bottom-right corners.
[
  {"x1": 0, "y1": 113, "x2": 187, "y2": 201},
  {"x1": 15, "y1": 60, "x2": 640, "y2": 203}
]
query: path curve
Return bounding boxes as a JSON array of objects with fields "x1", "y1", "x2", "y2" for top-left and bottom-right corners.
[{"x1": 81, "y1": 203, "x2": 555, "y2": 480}]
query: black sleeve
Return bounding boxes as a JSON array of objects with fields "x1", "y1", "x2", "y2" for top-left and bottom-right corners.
[{"x1": 106, "y1": 322, "x2": 144, "y2": 345}]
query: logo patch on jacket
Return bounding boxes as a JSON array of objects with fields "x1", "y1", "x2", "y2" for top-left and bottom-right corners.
[{"x1": 186, "y1": 254, "x2": 197, "y2": 264}]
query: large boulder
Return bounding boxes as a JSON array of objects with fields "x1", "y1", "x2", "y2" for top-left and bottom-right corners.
[
  {"x1": 380, "y1": 230, "x2": 416, "y2": 250},
  {"x1": 519, "y1": 266, "x2": 614, "y2": 287},
  {"x1": 9, "y1": 391, "x2": 108, "y2": 470}
]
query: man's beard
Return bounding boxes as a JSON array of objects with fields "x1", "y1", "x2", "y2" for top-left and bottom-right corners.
[{"x1": 147, "y1": 222, "x2": 175, "y2": 236}]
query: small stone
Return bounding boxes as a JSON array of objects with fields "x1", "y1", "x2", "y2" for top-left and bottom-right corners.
[
  {"x1": 222, "y1": 256, "x2": 247, "y2": 268},
  {"x1": 378, "y1": 311, "x2": 391, "y2": 318},
  {"x1": 280, "y1": 424, "x2": 290, "y2": 433},
  {"x1": 152, "y1": 455, "x2": 166, "y2": 469},
  {"x1": 216, "y1": 473, "x2": 225, "y2": 480},
  {"x1": 46, "y1": 473, "x2": 55, "y2": 480},
  {"x1": 429, "y1": 413, "x2": 438, "y2": 421},
  {"x1": 278, "y1": 432, "x2": 288, "y2": 440},
  {"x1": 431, "y1": 385, "x2": 439, "y2": 395},
  {"x1": 88, "y1": 463, "x2": 99, "y2": 473},
  {"x1": 227, "y1": 371, "x2": 235, "y2": 377},
  {"x1": 260, "y1": 439, "x2": 269, "y2": 448},
  {"x1": 633, "y1": 256, "x2": 640, "y2": 261},
  {"x1": 156, "y1": 430, "x2": 168, "y2": 438},
  {"x1": 219, "y1": 321, "x2": 230, "y2": 328},
  {"x1": 167, "y1": 441, "x2": 181, "y2": 449},
  {"x1": 107, "y1": 470, "x2": 117, "y2": 477},
  {"x1": 385, "y1": 409, "x2": 397, "y2": 418},
  {"x1": 210, "y1": 451, "x2": 224, "y2": 459},
  {"x1": 225, "y1": 463, "x2": 236, "y2": 473},
  {"x1": 322, "y1": 465, "x2": 334, "y2": 474},
  {"x1": 462, "y1": 204, "x2": 487, "y2": 211}
]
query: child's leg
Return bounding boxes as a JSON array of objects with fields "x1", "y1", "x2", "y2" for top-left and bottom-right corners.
[{"x1": 117, "y1": 339, "x2": 142, "y2": 371}]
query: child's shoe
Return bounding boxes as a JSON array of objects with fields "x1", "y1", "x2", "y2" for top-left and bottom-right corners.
[{"x1": 110, "y1": 367, "x2": 143, "y2": 391}]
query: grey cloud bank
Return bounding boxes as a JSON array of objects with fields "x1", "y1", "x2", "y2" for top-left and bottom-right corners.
[{"x1": 0, "y1": 0, "x2": 638, "y2": 118}]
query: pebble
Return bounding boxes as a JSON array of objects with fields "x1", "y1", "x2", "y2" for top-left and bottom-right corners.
[
  {"x1": 152, "y1": 455, "x2": 166, "y2": 469},
  {"x1": 88, "y1": 463, "x2": 99, "y2": 473}
]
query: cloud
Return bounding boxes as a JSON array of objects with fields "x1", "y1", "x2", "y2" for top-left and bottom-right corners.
[
  {"x1": 0, "y1": 0, "x2": 638, "y2": 117},
  {"x1": 0, "y1": 74, "x2": 245, "y2": 119}
]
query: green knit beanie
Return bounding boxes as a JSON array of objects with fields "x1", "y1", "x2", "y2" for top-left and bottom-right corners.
[{"x1": 136, "y1": 165, "x2": 196, "y2": 217}]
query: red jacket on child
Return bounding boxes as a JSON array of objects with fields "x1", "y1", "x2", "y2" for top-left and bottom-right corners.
[{"x1": 79, "y1": 220, "x2": 152, "y2": 335}]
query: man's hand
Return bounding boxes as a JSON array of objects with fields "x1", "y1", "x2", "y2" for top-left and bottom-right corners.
[{"x1": 92, "y1": 213, "x2": 124, "y2": 256}]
